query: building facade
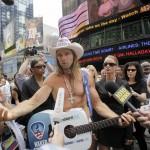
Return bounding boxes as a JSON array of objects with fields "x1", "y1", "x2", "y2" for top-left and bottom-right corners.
[
  {"x1": 60, "y1": 0, "x2": 150, "y2": 71},
  {"x1": 0, "y1": 0, "x2": 33, "y2": 77},
  {"x1": 0, "y1": 0, "x2": 33, "y2": 42}
]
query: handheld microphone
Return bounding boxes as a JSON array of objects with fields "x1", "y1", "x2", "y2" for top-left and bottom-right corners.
[{"x1": 105, "y1": 81, "x2": 137, "y2": 112}]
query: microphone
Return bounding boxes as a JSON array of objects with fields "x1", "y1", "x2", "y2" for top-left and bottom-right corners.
[{"x1": 105, "y1": 81, "x2": 137, "y2": 112}]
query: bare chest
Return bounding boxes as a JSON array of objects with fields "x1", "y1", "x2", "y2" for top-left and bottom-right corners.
[{"x1": 52, "y1": 76, "x2": 86, "y2": 110}]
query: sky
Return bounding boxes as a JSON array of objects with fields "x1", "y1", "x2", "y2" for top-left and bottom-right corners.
[{"x1": 33, "y1": 0, "x2": 62, "y2": 29}]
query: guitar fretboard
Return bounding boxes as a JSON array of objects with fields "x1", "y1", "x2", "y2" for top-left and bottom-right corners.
[{"x1": 65, "y1": 117, "x2": 119, "y2": 137}]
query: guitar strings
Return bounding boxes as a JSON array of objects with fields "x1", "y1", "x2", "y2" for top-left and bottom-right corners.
[{"x1": 63, "y1": 117, "x2": 119, "y2": 137}]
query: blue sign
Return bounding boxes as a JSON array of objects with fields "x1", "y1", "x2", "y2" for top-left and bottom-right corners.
[{"x1": 82, "y1": 38, "x2": 150, "y2": 58}]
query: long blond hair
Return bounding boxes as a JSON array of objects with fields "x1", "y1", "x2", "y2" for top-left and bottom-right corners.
[
  {"x1": 86, "y1": 65, "x2": 98, "y2": 81},
  {"x1": 56, "y1": 49, "x2": 81, "y2": 79}
]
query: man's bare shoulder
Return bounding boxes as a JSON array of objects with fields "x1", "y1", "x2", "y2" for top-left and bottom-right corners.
[
  {"x1": 44, "y1": 72, "x2": 60, "y2": 84},
  {"x1": 47, "y1": 72, "x2": 58, "y2": 79}
]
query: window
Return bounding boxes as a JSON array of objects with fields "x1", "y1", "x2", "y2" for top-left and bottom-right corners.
[
  {"x1": 19, "y1": 15, "x2": 25, "y2": 24},
  {"x1": 79, "y1": 36, "x2": 90, "y2": 50},
  {"x1": 123, "y1": 21, "x2": 143, "y2": 40},
  {"x1": 91, "y1": 32, "x2": 104, "y2": 48},
  {"x1": 105, "y1": 26, "x2": 121, "y2": 44},
  {"x1": 18, "y1": 3, "x2": 26, "y2": 12},
  {"x1": 143, "y1": 18, "x2": 150, "y2": 35}
]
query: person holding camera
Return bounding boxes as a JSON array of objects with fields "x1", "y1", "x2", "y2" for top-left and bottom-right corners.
[{"x1": 18, "y1": 57, "x2": 55, "y2": 148}]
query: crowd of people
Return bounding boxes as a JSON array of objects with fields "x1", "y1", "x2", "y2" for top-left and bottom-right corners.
[{"x1": 0, "y1": 37, "x2": 150, "y2": 150}]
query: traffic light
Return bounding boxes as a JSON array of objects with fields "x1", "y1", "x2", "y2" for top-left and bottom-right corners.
[{"x1": 1, "y1": 0, "x2": 14, "y2": 5}]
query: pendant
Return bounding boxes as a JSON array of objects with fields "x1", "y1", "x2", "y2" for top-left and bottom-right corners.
[{"x1": 68, "y1": 96, "x2": 75, "y2": 104}]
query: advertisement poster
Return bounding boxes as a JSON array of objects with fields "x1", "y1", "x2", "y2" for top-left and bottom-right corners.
[
  {"x1": 3, "y1": 20, "x2": 15, "y2": 50},
  {"x1": 16, "y1": 36, "x2": 26, "y2": 52},
  {"x1": 25, "y1": 17, "x2": 43, "y2": 48}
]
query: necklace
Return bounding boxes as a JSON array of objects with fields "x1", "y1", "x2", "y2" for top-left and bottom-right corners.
[{"x1": 63, "y1": 75, "x2": 75, "y2": 104}]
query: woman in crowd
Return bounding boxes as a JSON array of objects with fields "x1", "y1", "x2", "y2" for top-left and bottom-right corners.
[{"x1": 124, "y1": 61, "x2": 148, "y2": 150}]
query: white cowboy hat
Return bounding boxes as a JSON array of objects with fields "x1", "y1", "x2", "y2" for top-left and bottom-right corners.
[{"x1": 50, "y1": 37, "x2": 84, "y2": 59}]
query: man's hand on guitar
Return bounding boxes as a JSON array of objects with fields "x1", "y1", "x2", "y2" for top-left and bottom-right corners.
[{"x1": 119, "y1": 111, "x2": 135, "y2": 126}]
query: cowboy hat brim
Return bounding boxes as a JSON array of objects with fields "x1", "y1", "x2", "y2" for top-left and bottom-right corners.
[{"x1": 50, "y1": 42, "x2": 84, "y2": 59}]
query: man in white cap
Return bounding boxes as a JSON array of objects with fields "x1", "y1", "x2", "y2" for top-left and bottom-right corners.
[{"x1": 0, "y1": 37, "x2": 135, "y2": 149}]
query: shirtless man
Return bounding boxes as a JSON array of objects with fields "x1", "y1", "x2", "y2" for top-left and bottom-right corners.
[{"x1": 0, "y1": 37, "x2": 134, "y2": 125}]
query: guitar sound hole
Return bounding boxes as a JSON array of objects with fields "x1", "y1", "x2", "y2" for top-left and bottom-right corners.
[{"x1": 64, "y1": 125, "x2": 76, "y2": 138}]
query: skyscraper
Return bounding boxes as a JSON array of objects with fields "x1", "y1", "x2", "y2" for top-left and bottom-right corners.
[
  {"x1": 0, "y1": 0, "x2": 33, "y2": 77},
  {"x1": 0, "y1": 0, "x2": 33, "y2": 43}
]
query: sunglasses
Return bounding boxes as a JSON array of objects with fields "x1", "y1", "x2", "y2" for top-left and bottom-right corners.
[
  {"x1": 103, "y1": 62, "x2": 117, "y2": 67},
  {"x1": 127, "y1": 69, "x2": 136, "y2": 72},
  {"x1": 33, "y1": 65, "x2": 46, "y2": 69}
]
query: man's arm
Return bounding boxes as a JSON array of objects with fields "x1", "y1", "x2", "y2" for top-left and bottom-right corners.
[
  {"x1": 18, "y1": 57, "x2": 30, "y2": 74},
  {"x1": 0, "y1": 84, "x2": 52, "y2": 121},
  {"x1": 88, "y1": 73, "x2": 118, "y2": 118},
  {"x1": 90, "y1": 85, "x2": 118, "y2": 118}
]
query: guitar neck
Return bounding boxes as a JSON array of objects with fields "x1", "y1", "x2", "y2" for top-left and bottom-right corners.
[{"x1": 75, "y1": 117, "x2": 119, "y2": 135}]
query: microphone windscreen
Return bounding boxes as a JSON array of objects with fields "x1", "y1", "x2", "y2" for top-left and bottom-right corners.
[
  {"x1": 105, "y1": 81, "x2": 137, "y2": 112},
  {"x1": 105, "y1": 81, "x2": 119, "y2": 94}
]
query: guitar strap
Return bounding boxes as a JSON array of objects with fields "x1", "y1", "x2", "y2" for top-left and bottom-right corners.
[
  {"x1": 5, "y1": 120, "x2": 26, "y2": 150},
  {"x1": 81, "y1": 70, "x2": 93, "y2": 115}
]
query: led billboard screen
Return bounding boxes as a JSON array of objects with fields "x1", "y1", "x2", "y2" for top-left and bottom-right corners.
[{"x1": 88, "y1": 0, "x2": 139, "y2": 24}]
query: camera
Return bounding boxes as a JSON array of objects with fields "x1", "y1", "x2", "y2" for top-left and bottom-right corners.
[{"x1": 24, "y1": 46, "x2": 37, "y2": 56}]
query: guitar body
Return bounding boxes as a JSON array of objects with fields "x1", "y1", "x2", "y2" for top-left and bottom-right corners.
[
  {"x1": 27, "y1": 108, "x2": 92, "y2": 150},
  {"x1": 58, "y1": 108, "x2": 92, "y2": 150}
]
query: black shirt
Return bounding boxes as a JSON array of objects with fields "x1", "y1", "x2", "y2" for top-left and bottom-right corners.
[{"x1": 19, "y1": 76, "x2": 54, "y2": 126}]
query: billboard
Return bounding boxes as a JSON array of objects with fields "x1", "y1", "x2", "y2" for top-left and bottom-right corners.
[
  {"x1": 88, "y1": 0, "x2": 139, "y2": 24},
  {"x1": 59, "y1": 1, "x2": 149, "y2": 39},
  {"x1": 16, "y1": 36, "x2": 26, "y2": 52},
  {"x1": 79, "y1": 38, "x2": 150, "y2": 64},
  {"x1": 75, "y1": 3, "x2": 150, "y2": 37},
  {"x1": 59, "y1": 1, "x2": 89, "y2": 39},
  {"x1": 3, "y1": 20, "x2": 15, "y2": 50},
  {"x1": 25, "y1": 17, "x2": 43, "y2": 48}
]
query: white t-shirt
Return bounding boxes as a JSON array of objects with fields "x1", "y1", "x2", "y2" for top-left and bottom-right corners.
[{"x1": 0, "y1": 80, "x2": 11, "y2": 102}]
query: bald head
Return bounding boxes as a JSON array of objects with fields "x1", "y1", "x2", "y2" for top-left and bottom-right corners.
[{"x1": 141, "y1": 61, "x2": 150, "y2": 76}]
